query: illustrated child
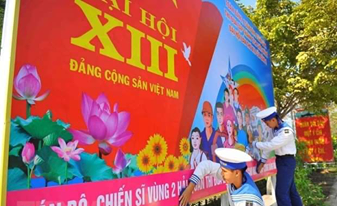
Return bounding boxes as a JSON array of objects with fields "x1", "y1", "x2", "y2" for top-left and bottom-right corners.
[
  {"x1": 189, "y1": 127, "x2": 207, "y2": 169},
  {"x1": 236, "y1": 108, "x2": 248, "y2": 148},
  {"x1": 223, "y1": 88, "x2": 237, "y2": 125},
  {"x1": 212, "y1": 102, "x2": 228, "y2": 162},
  {"x1": 200, "y1": 101, "x2": 216, "y2": 160},
  {"x1": 233, "y1": 88, "x2": 242, "y2": 111},
  {"x1": 224, "y1": 114, "x2": 237, "y2": 148}
]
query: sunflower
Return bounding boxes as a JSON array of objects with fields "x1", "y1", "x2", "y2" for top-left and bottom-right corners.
[
  {"x1": 137, "y1": 148, "x2": 154, "y2": 173},
  {"x1": 153, "y1": 165, "x2": 166, "y2": 174},
  {"x1": 146, "y1": 134, "x2": 168, "y2": 166},
  {"x1": 177, "y1": 156, "x2": 188, "y2": 171},
  {"x1": 179, "y1": 137, "x2": 190, "y2": 156},
  {"x1": 164, "y1": 155, "x2": 178, "y2": 172}
]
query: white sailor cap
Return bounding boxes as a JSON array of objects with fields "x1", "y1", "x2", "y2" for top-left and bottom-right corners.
[
  {"x1": 215, "y1": 148, "x2": 252, "y2": 170},
  {"x1": 256, "y1": 106, "x2": 278, "y2": 121}
]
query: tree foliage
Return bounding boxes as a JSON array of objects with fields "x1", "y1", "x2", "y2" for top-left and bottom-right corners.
[{"x1": 241, "y1": 0, "x2": 337, "y2": 118}]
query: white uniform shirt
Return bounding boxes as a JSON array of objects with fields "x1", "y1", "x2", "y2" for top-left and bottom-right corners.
[
  {"x1": 189, "y1": 160, "x2": 264, "y2": 206},
  {"x1": 256, "y1": 126, "x2": 297, "y2": 160}
]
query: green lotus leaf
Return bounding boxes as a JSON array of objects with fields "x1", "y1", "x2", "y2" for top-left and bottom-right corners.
[
  {"x1": 13, "y1": 116, "x2": 39, "y2": 127},
  {"x1": 7, "y1": 168, "x2": 28, "y2": 191},
  {"x1": 33, "y1": 154, "x2": 44, "y2": 166},
  {"x1": 43, "y1": 133, "x2": 58, "y2": 146},
  {"x1": 68, "y1": 153, "x2": 113, "y2": 182},
  {"x1": 56, "y1": 119, "x2": 70, "y2": 129},
  {"x1": 125, "y1": 154, "x2": 137, "y2": 169},
  {"x1": 123, "y1": 154, "x2": 138, "y2": 177},
  {"x1": 45, "y1": 110, "x2": 53, "y2": 119},
  {"x1": 35, "y1": 146, "x2": 73, "y2": 184},
  {"x1": 18, "y1": 115, "x2": 62, "y2": 140},
  {"x1": 9, "y1": 145, "x2": 23, "y2": 157},
  {"x1": 8, "y1": 156, "x2": 26, "y2": 172},
  {"x1": 10, "y1": 120, "x2": 31, "y2": 147},
  {"x1": 43, "y1": 131, "x2": 72, "y2": 146},
  {"x1": 14, "y1": 112, "x2": 72, "y2": 143},
  {"x1": 57, "y1": 129, "x2": 73, "y2": 142}
]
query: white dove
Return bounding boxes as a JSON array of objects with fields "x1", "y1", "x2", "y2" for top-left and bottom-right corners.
[{"x1": 181, "y1": 42, "x2": 192, "y2": 66}]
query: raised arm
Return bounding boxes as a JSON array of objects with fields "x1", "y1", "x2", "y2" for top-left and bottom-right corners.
[{"x1": 179, "y1": 160, "x2": 222, "y2": 206}]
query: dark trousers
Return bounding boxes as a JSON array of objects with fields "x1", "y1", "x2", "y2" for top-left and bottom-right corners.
[{"x1": 276, "y1": 156, "x2": 303, "y2": 206}]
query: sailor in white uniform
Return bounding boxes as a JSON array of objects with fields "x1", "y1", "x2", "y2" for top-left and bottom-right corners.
[
  {"x1": 253, "y1": 106, "x2": 302, "y2": 206},
  {"x1": 179, "y1": 148, "x2": 264, "y2": 206}
]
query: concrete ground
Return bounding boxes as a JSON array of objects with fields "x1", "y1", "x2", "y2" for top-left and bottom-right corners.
[
  {"x1": 310, "y1": 169, "x2": 337, "y2": 206},
  {"x1": 324, "y1": 175, "x2": 337, "y2": 206}
]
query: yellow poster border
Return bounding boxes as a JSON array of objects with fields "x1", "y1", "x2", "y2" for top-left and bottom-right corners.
[{"x1": 0, "y1": 0, "x2": 21, "y2": 205}]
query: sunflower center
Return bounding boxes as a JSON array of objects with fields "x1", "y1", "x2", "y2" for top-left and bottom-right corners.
[
  {"x1": 179, "y1": 164, "x2": 184, "y2": 170},
  {"x1": 153, "y1": 143, "x2": 162, "y2": 155},
  {"x1": 142, "y1": 156, "x2": 149, "y2": 165},
  {"x1": 169, "y1": 161, "x2": 174, "y2": 169},
  {"x1": 183, "y1": 143, "x2": 188, "y2": 151}
]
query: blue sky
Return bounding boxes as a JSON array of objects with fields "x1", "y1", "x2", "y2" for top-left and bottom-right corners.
[
  {"x1": 239, "y1": 0, "x2": 300, "y2": 7},
  {"x1": 239, "y1": 0, "x2": 256, "y2": 7}
]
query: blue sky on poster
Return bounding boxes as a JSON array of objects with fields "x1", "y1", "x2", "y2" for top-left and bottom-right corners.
[{"x1": 191, "y1": 0, "x2": 274, "y2": 131}]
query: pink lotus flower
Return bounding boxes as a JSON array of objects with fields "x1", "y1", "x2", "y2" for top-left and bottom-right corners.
[
  {"x1": 69, "y1": 93, "x2": 132, "y2": 155},
  {"x1": 13, "y1": 64, "x2": 49, "y2": 104},
  {"x1": 51, "y1": 138, "x2": 84, "y2": 162},
  {"x1": 22, "y1": 142, "x2": 35, "y2": 164},
  {"x1": 113, "y1": 149, "x2": 131, "y2": 173}
]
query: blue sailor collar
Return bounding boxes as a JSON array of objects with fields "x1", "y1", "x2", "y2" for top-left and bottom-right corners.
[{"x1": 274, "y1": 121, "x2": 293, "y2": 135}]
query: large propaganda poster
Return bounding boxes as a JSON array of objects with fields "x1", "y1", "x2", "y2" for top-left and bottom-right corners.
[{"x1": 6, "y1": 0, "x2": 276, "y2": 205}]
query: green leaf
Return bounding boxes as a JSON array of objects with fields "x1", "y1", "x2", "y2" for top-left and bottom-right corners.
[
  {"x1": 10, "y1": 120, "x2": 31, "y2": 147},
  {"x1": 56, "y1": 119, "x2": 70, "y2": 129},
  {"x1": 7, "y1": 168, "x2": 27, "y2": 191},
  {"x1": 45, "y1": 110, "x2": 53, "y2": 119},
  {"x1": 29, "y1": 117, "x2": 61, "y2": 139},
  {"x1": 57, "y1": 130, "x2": 73, "y2": 142},
  {"x1": 35, "y1": 146, "x2": 71, "y2": 184},
  {"x1": 125, "y1": 154, "x2": 137, "y2": 169},
  {"x1": 33, "y1": 154, "x2": 44, "y2": 166},
  {"x1": 123, "y1": 154, "x2": 138, "y2": 177},
  {"x1": 9, "y1": 146, "x2": 22, "y2": 157},
  {"x1": 8, "y1": 156, "x2": 26, "y2": 172},
  {"x1": 14, "y1": 112, "x2": 73, "y2": 144},
  {"x1": 246, "y1": 0, "x2": 337, "y2": 117},
  {"x1": 13, "y1": 116, "x2": 39, "y2": 127},
  {"x1": 17, "y1": 115, "x2": 62, "y2": 139},
  {"x1": 43, "y1": 133, "x2": 58, "y2": 146},
  {"x1": 43, "y1": 131, "x2": 72, "y2": 146},
  {"x1": 68, "y1": 153, "x2": 113, "y2": 182}
]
